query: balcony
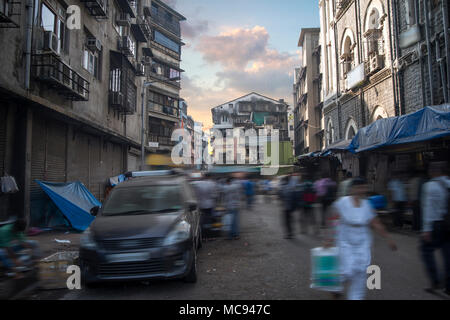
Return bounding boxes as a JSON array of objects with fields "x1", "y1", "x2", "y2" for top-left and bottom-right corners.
[
  {"x1": 131, "y1": 16, "x2": 151, "y2": 42},
  {"x1": 116, "y1": 12, "x2": 131, "y2": 27},
  {"x1": 32, "y1": 53, "x2": 89, "y2": 101},
  {"x1": 79, "y1": 0, "x2": 107, "y2": 18},
  {"x1": 115, "y1": 0, "x2": 136, "y2": 18},
  {"x1": 0, "y1": 0, "x2": 20, "y2": 28},
  {"x1": 118, "y1": 36, "x2": 134, "y2": 57},
  {"x1": 148, "y1": 6, "x2": 180, "y2": 37},
  {"x1": 148, "y1": 103, "x2": 179, "y2": 118},
  {"x1": 109, "y1": 51, "x2": 137, "y2": 115},
  {"x1": 148, "y1": 135, "x2": 175, "y2": 147}
]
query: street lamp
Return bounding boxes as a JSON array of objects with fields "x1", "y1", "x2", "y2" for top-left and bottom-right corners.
[{"x1": 140, "y1": 76, "x2": 181, "y2": 170}]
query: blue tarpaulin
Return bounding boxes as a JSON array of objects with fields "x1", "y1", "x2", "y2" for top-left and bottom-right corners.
[
  {"x1": 348, "y1": 104, "x2": 450, "y2": 153},
  {"x1": 36, "y1": 180, "x2": 100, "y2": 231}
]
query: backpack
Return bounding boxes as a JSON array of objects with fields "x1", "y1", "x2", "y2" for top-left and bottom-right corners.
[
  {"x1": 302, "y1": 182, "x2": 317, "y2": 205},
  {"x1": 437, "y1": 180, "x2": 450, "y2": 234}
]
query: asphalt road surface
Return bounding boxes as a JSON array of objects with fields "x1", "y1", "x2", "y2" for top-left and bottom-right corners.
[{"x1": 60, "y1": 195, "x2": 445, "y2": 300}]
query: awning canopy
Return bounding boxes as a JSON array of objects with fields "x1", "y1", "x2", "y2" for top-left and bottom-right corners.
[
  {"x1": 348, "y1": 104, "x2": 450, "y2": 153},
  {"x1": 321, "y1": 139, "x2": 352, "y2": 155}
]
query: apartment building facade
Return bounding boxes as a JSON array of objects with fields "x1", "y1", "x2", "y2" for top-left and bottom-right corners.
[
  {"x1": 0, "y1": 0, "x2": 185, "y2": 223},
  {"x1": 293, "y1": 28, "x2": 323, "y2": 156},
  {"x1": 211, "y1": 92, "x2": 290, "y2": 165}
]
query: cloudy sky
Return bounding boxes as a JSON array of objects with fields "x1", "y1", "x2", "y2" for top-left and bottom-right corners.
[{"x1": 161, "y1": 0, "x2": 320, "y2": 129}]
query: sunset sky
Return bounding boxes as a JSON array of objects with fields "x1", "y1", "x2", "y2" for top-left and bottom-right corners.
[{"x1": 162, "y1": 0, "x2": 320, "y2": 129}]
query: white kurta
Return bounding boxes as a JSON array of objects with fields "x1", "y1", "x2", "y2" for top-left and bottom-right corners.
[{"x1": 334, "y1": 196, "x2": 376, "y2": 299}]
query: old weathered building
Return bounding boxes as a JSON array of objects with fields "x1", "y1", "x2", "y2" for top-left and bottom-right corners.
[
  {"x1": 293, "y1": 28, "x2": 323, "y2": 156},
  {"x1": 211, "y1": 92, "x2": 290, "y2": 165},
  {"x1": 0, "y1": 0, "x2": 185, "y2": 223},
  {"x1": 318, "y1": 0, "x2": 449, "y2": 187}
]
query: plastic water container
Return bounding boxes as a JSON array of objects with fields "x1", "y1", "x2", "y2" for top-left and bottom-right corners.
[
  {"x1": 310, "y1": 247, "x2": 342, "y2": 292},
  {"x1": 368, "y1": 195, "x2": 387, "y2": 210}
]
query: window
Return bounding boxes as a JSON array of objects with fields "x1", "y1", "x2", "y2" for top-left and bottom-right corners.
[
  {"x1": 154, "y1": 30, "x2": 180, "y2": 53},
  {"x1": 41, "y1": 3, "x2": 56, "y2": 32},
  {"x1": 151, "y1": 3, "x2": 158, "y2": 16},
  {"x1": 40, "y1": 2, "x2": 68, "y2": 52},
  {"x1": 152, "y1": 60, "x2": 181, "y2": 80},
  {"x1": 341, "y1": 36, "x2": 354, "y2": 75},
  {"x1": 83, "y1": 49, "x2": 99, "y2": 78},
  {"x1": 405, "y1": 0, "x2": 417, "y2": 27},
  {"x1": 148, "y1": 91, "x2": 179, "y2": 117}
]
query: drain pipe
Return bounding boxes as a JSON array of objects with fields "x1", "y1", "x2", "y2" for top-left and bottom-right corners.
[
  {"x1": 436, "y1": 37, "x2": 448, "y2": 103},
  {"x1": 423, "y1": 0, "x2": 435, "y2": 105},
  {"x1": 24, "y1": 0, "x2": 34, "y2": 90},
  {"x1": 388, "y1": 0, "x2": 400, "y2": 116},
  {"x1": 415, "y1": 0, "x2": 426, "y2": 106},
  {"x1": 442, "y1": 0, "x2": 450, "y2": 102}
]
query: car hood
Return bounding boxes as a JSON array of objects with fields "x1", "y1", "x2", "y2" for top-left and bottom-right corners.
[{"x1": 91, "y1": 211, "x2": 183, "y2": 240}]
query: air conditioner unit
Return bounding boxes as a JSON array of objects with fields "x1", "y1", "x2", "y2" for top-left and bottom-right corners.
[
  {"x1": 136, "y1": 63, "x2": 145, "y2": 76},
  {"x1": 116, "y1": 12, "x2": 131, "y2": 26},
  {"x1": 0, "y1": 0, "x2": 9, "y2": 17},
  {"x1": 110, "y1": 91, "x2": 124, "y2": 106},
  {"x1": 43, "y1": 31, "x2": 60, "y2": 55},
  {"x1": 369, "y1": 54, "x2": 384, "y2": 74},
  {"x1": 142, "y1": 56, "x2": 152, "y2": 65},
  {"x1": 119, "y1": 36, "x2": 133, "y2": 55}
]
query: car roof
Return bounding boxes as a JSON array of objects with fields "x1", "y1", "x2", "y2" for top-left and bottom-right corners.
[{"x1": 114, "y1": 174, "x2": 186, "y2": 189}]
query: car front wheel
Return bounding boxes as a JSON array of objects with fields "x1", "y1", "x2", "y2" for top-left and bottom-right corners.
[{"x1": 183, "y1": 248, "x2": 197, "y2": 283}]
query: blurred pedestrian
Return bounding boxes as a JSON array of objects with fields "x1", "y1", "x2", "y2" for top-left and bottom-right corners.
[
  {"x1": 224, "y1": 177, "x2": 243, "y2": 240},
  {"x1": 337, "y1": 171, "x2": 352, "y2": 198},
  {"x1": 388, "y1": 172, "x2": 407, "y2": 228},
  {"x1": 420, "y1": 161, "x2": 450, "y2": 296},
  {"x1": 279, "y1": 175, "x2": 295, "y2": 239},
  {"x1": 314, "y1": 173, "x2": 337, "y2": 228},
  {"x1": 191, "y1": 173, "x2": 218, "y2": 239},
  {"x1": 408, "y1": 170, "x2": 426, "y2": 232},
  {"x1": 244, "y1": 179, "x2": 255, "y2": 210},
  {"x1": 324, "y1": 178, "x2": 397, "y2": 300},
  {"x1": 300, "y1": 174, "x2": 317, "y2": 235},
  {"x1": 0, "y1": 219, "x2": 41, "y2": 279}
]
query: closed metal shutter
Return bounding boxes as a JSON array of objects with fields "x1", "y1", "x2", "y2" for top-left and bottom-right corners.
[
  {"x1": 30, "y1": 116, "x2": 47, "y2": 200},
  {"x1": 70, "y1": 131, "x2": 90, "y2": 189},
  {"x1": 46, "y1": 121, "x2": 67, "y2": 182},
  {"x1": 127, "y1": 153, "x2": 139, "y2": 171},
  {"x1": 0, "y1": 110, "x2": 6, "y2": 176},
  {"x1": 88, "y1": 135, "x2": 103, "y2": 201}
]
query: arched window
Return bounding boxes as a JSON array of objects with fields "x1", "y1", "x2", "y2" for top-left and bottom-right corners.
[
  {"x1": 326, "y1": 118, "x2": 334, "y2": 146},
  {"x1": 364, "y1": 1, "x2": 386, "y2": 69},
  {"x1": 340, "y1": 29, "x2": 356, "y2": 77},
  {"x1": 371, "y1": 106, "x2": 388, "y2": 123},
  {"x1": 345, "y1": 118, "x2": 358, "y2": 140}
]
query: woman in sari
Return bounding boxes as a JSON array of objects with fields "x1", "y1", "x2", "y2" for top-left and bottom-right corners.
[{"x1": 324, "y1": 178, "x2": 397, "y2": 300}]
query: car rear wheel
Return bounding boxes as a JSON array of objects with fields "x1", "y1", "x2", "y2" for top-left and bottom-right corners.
[{"x1": 183, "y1": 249, "x2": 197, "y2": 283}]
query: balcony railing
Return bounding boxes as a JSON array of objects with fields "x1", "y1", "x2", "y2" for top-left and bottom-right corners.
[
  {"x1": 148, "y1": 103, "x2": 179, "y2": 118},
  {"x1": 32, "y1": 53, "x2": 89, "y2": 101},
  {"x1": 148, "y1": 134, "x2": 175, "y2": 146},
  {"x1": 131, "y1": 16, "x2": 151, "y2": 42},
  {"x1": 79, "y1": 0, "x2": 107, "y2": 18},
  {"x1": 0, "y1": 0, "x2": 20, "y2": 28},
  {"x1": 149, "y1": 8, "x2": 180, "y2": 37}
]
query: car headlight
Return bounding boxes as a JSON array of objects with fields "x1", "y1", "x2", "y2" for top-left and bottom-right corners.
[
  {"x1": 80, "y1": 228, "x2": 97, "y2": 250},
  {"x1": 163, "y1": 220, "x2": 191, "y2": 246}
]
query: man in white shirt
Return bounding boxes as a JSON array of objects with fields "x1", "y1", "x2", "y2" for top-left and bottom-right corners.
[
  {"x1": 420, "y1": 161, "x2": 450, "y2": 296},
  {"x1": 191, "y1": 174, "x2": 218, "y2": 239}
]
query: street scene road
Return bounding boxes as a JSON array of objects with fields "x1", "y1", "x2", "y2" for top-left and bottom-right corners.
[{"x1": 59, "y1": 195, "x2": 441, "y2": 300}]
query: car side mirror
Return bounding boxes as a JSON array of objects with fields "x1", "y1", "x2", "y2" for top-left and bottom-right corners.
[
  {"x1": 90, "y1": 206, "x2": 100, "y2": 217},
  {"x1": 187, "y1": 201, "x2": 197, "y2": 212}
]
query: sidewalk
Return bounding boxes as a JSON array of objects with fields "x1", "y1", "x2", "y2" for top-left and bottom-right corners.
[{"x1": 27, "y1": 229, "x2": 82, "y2": 258}]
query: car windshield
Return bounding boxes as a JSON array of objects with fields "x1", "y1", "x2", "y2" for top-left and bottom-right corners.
[{"x1": 102, "y1": 185, "x2": 183, "y2": 216}]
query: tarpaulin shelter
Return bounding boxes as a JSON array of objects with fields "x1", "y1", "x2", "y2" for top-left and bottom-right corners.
[
  {"x1": 348, "y1": 104, "x2": 450, "y2": 153},
  {"x1": 320, "y1": 139, "x2": 352, "y2": 156},
  {"x1": 35, "y1": 180, "x2": 100, "y2": 231}
]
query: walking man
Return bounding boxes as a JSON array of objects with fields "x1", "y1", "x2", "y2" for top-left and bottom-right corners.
[
  {"x1": 420, "y1": 161, "x2": 450, "y2": 296},
  {"x1": 224, "y1": 177, "x2": 243, "y2": 240}
]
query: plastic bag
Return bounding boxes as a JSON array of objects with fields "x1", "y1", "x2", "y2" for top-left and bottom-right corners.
[
  {"x1": 1, "y1": 175, "x2": 19, "y2": 194},
  {"x1": 310, "y1": 247, "x2": 343, "y2": 292}
]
